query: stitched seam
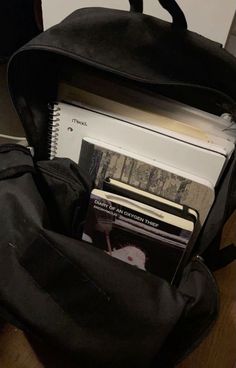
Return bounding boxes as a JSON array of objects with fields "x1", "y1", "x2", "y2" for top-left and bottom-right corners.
[
  {"x1": 17, "y1": 45, "x2": 235, "y2": 104},
  {"x1": 39, "y1": 232, "x2": 110, "y2": 300},
  {"x1": 14, "y1": 245, "x2": 110, "y2": 329},
  {"x1": 0, "y1": 165, "x2": 35, "y2": 180},
  {"x1": 17, "y1": 232, "x2": 110, "y2": 303},
  {"x1": 10, "y1": 249, "x2": 80, "y2": 327},
  {"x1": 0, "y1": 144, "x2": 30, "y2": 155}
]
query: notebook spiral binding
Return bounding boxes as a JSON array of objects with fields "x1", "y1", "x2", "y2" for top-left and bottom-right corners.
[{"x1": 48, "y1": 103, "x2": 61, "y2": 160}]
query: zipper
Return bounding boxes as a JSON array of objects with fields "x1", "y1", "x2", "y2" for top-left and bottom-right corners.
[
  {"x1": 10, "y1": 45, "x2": 236, "y2": 105},
  {"x1": 185, "y1": 255, "x2": 219, "y2": 303},
  {"x1": 194, "y1": 254, "x2": 204, "y2": 263},
  {"x1": 175, "y1": 255, "x2": 219, "y2": 365},
  {"x1": 193, "y1": 255, "x2": 218, "y2": 287}
]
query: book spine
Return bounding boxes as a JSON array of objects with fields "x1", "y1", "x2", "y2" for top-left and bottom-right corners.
[
  {"x1": 79, "y1": 140, "x2": 99, "y2": 185},
  {"x1": 103, "y1": 178, "x2": 196, "y2": 224}
]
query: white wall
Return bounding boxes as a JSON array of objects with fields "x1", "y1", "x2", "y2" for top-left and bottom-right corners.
[{"x1": 42, "y1": 0, "x2": 236, "y2": 45}]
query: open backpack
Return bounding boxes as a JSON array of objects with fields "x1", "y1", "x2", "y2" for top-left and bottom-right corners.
[{"x1": 0, "y1": 0, "x2": 236, "y2": 366}]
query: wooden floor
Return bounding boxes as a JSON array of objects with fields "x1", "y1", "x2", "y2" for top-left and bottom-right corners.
[{"x1": 0, "y1": 215, "x2": 235, "y2": 367}]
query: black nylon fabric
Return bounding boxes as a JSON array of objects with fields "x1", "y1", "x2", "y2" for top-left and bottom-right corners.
[
  {"x1": 9, "y1": 7, "x2": 236, "y2": 97},
  {"x1": 20, "y1": 7, "x2": 225, "y2": 88},
  {"x1": 155, "y1": 259, "x2": 219, "y2": 366},
  {"x1": 130, "y1": 0, "x2": 187, "y2": 29},
  {"x1": 35, "y1": 158, "x2": 92, "y2": 237},
  {"x1": 129, "y1": 0, "x2": 143, "y2": 13},
  {"x1": 0, "y1": 145, "x2": 218, "y2": 367}
]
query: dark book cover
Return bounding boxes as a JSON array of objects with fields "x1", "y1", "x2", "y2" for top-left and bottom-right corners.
[{"x1": 82, "y1": 190, "x2": 194, "y2": 283}]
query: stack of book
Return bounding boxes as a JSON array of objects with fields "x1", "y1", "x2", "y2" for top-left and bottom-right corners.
[{"x1": 48, "y1": 79, "x2": 236, "y2": 283}]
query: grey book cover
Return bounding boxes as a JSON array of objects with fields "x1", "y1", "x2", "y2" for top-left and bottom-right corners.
[{"x1": 79, "y1": 139, "x2": 214, "y2": 225}]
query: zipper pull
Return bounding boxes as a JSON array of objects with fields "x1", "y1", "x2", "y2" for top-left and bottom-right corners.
[{"x1": 194, "y1": 255, "x2": 205, "y2": 263}]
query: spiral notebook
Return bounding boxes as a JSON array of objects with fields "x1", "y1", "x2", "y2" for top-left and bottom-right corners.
[
  {"x1": 59, "y1": 83, "x2": 236, "y2": 150},
  {"x1": 48, "y1": 101, "x2": 226, "y2": 187}
]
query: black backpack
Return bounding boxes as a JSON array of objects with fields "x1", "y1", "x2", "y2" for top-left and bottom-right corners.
[{"x1": 1, "y1": 1, "x2": 236, "y2": 366}]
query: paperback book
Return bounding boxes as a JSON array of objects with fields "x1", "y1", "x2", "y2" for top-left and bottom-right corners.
[
  {"x1": 79, "y1": 137, "x2": 214, "y2": 225},
  {"x1": 82, "y1": 189, "x2": 196, "y2": 283}
]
